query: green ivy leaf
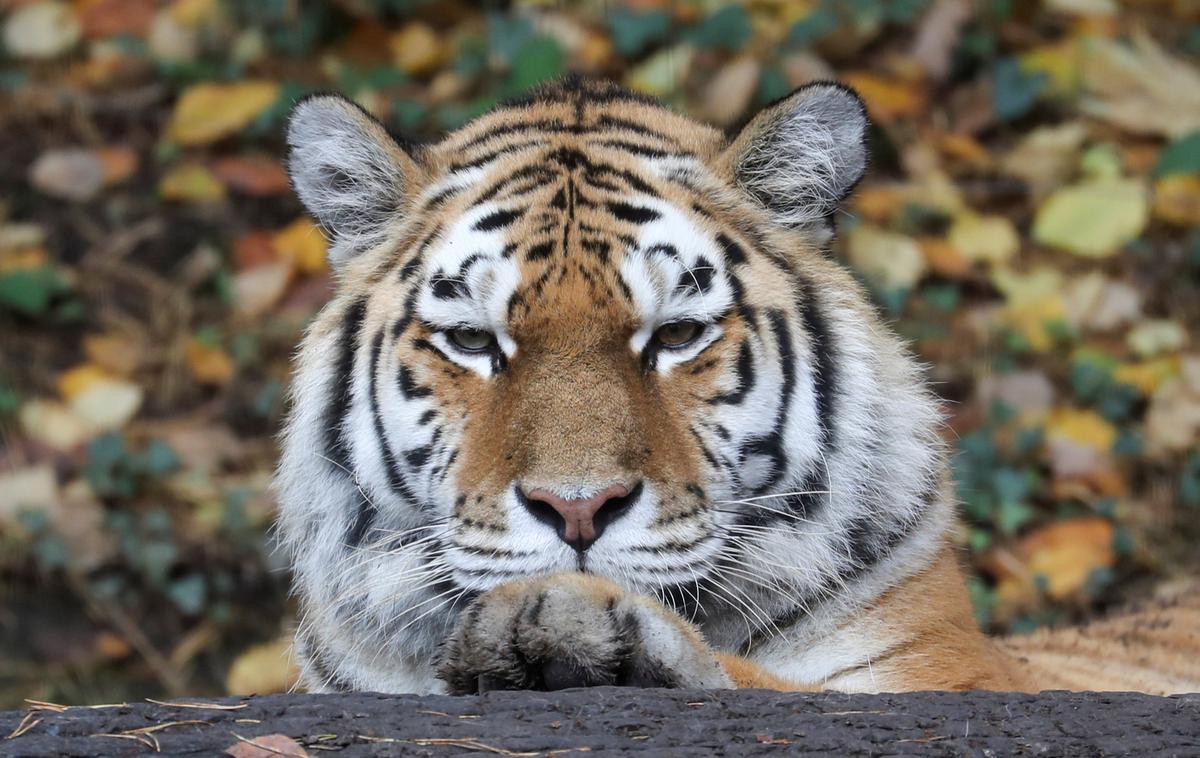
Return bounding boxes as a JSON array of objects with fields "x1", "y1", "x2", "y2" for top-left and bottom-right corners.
[
  {"x1": 786, "y1": 5, "x2": 838, "y2": 48},
  {"x1": 685, "y1": 5, "x2": 751, "y2": 51},
  {"x1": 607, "y1": 7, "x2": 672, "y2": 57},
  {"x1": 1154, "y1": 130, "x2": 1200, "y2": 177},
  {"x1": 505, "y1": 37, "x2": 564, "y2": 96},
  {"x1": 991, "y1": 57, "x2": 1047, "y2": 121},
  {"x1": 0, "y1": 267, "x2": 70, "y2": 317}
]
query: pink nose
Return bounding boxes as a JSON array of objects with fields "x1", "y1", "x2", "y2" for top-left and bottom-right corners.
[{"x1": 522, "y1": 483, "x2": 638, "y2": 550}]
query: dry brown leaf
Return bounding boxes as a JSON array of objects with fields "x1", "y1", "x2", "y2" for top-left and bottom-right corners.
[
  {"x1": 213, "y1": 155, "x2": 290, "y2": 197},
  {"x1": 225, "y1": 733, "x2": 309, "y2": 758},
  {"x1": 1080, "y1": 29, "x2": 1200, "y2": 138}
]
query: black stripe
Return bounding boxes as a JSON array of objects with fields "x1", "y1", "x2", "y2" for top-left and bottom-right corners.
[
  {"x1": 607, "y1": 202, "x2": 660, "y2": 224},
  {"x1": 473, "y1": 207, "x2": 524, "y2": 232},
  {"x1": 707, "y1": 341, "x2": 755, "y2": 405},
  {"x1": 325, "y1": 299, "x2": 366, "y2": 474}
]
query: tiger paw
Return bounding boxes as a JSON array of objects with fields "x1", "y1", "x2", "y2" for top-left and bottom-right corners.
[{"x1": 437, "y1": 573, "x2": 732, "y2": 694}]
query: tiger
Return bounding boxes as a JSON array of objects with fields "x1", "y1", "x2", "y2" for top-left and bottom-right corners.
[{"x1": 275, "y1": 76, "x2": 1200, "y2": 696}]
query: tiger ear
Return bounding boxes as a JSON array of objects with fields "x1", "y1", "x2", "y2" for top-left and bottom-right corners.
[
  {"x1": 723, "y1": 82, "x2": 868, "y2": 229},
  {"x1": 286, "y1": 94, "x2": 417, "y2": 267}
]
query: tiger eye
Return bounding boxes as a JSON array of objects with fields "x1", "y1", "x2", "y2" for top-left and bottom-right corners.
[
  {"x1": 448, "y1": 328, "x2": 495, "y2": 352},
  {"x1": 654, "y1": 321, "x2": 703, "y2": 348}
]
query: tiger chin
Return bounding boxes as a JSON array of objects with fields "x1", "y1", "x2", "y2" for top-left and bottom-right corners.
[{"x1": 275, "y1": 77, "x2": 1199, "y2": 697}]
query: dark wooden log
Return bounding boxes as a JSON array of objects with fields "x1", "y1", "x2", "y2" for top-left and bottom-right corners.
[{"x1": 3, "y1": 688, "x2": 1199, "y2": 756}]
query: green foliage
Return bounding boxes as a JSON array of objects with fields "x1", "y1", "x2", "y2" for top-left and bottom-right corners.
[
  {"x1": 85, "y1": 434, "x2": 180, "y2": 500},
  {"x1": 607, "y1": 7, "x2": 672, "y2": 57},
  {"x1": 991, "y1": 57, "x2": 1047, "y2": 121},
  {"x1": 685, "y1": 5, "x2": 751, "y2": 52},
  {"x1": 1154, "y1": 130, "x2": 1200, "y2": 177},
  {"x1": 786, "y1": 5, "x2": 838, "y2": 48},
  {"x1": 0, "y1": 266, "x2": 76, "y2": 319}
]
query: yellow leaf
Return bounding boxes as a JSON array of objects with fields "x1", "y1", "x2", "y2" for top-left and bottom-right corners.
[
  {"x1": 1032, "y1": 178, "x2": 1147, "y2": 257},
  {"x1": 225, "y1": 637, "x2": 298, "y2": 695},
  {"x1": 1046, "y1": 407, "x2": 1117, "y2": 450},
  {"x1": 947, "y1": 213, "x2": 1019, "y2": 265},
  {"x1": 389, "y1": 21, "x2": 442, "y2": 75},
  {"x1": 841, "y1": 72, "x2": 925, "y2": 123},
  {"x1": 57, "y1": 363, "x2": 143, "y2": 431},
  {"x1": 159, "y1": 162, "x2": 225, "y2": 203},
  {"x1": 1114, "y1": 357, "x2": 1179, "y2": 396},
  {"x1": 1020, "y1": 517, "x2": 1115, "y2": 600},
  {"x1": 1020, "y1": 38, "x2": 1083, "y2": 96},
  {"x1": 272, "y1": 218, "x2": 327, "y2": 275},
  {"x1": 58, "y1": 363, "x2": 117, "y2": 400},
  {"x1": 167, "y1": 80, "x2": 279, "y2": 145},
  {"x1": 185, "y1": 339, "x2": 235, "y2": 386},
  {"x1": 1153, "y1": 174, "x2": 1200, "y2": 227}
]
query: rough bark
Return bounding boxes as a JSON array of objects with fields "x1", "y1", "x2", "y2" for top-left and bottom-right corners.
[{"x1": 3, "y1": 688, "x2": 1199, "y2": 757}]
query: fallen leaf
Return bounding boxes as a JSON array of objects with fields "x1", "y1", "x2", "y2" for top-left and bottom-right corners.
[
  {"x1": 1032, "y1": 178, "x2": 1147, "y2": 257},
  {"x1": 947, "y1": 213, "x2": 1019, "y2": 265},
  {"x1": 1144, "y1": 355, "x2": 1200, "y2": 454},
  {"x1": 919, "y1": 237, "x2": 972, "y2": 278},
  {"x1": 78, "y1": 0, "x2": 156, "y2": 39},
  {"x1": 53, "y1": 479, "x2": 117, "y2": 571},
  {"x1": 1114, "y1": 357, "x2": 1179, "y2": 396},
  {"x1": 1127, "y1": 319, "x2": 1187, "y2": 359},
  {"x1": 58, "y1": 364, "x2": 143, "y2": 431},
  {"x1": 28, "y1": 148, "x2": 106, "y2": 202},
  {"x1": 909, "y1": 0, "x2": 972, "y2": 82},
  {"x1": 1018, "y1": 518, "x2": 1115, "y2": 599},
  {"x1": 160, "y1": 424, "x2": 243, "y2": 473},
  {"x1": 845, "y1": 226, "x2": 926, "y2": 290},
  {"x1": 168, "y1": 81, "x2": 280, "y2": 146},
  {"x1": 83, "y1": 332, "x2": 144, "y2": 375},
  {"x1": 225, "y1": 638, "x2": 299, "y2": 696},
  {"x1": 2, "y1": 1, "x2": 81, "y2": 60},
  {"x1": 1061, "y1": 272, "x2": 1142, "y2": 333},
  {"x1": 147, "y1": 7, "x2": 198, "y2": 63},
  {"x1": 1046, "y1": 407, "x2": 1118, "y2": 450},
  {"x1": 225, "y1": 734, "x2": 308, "y2": 758},
  {"x1": 95, "y1": 146, "x2": 139, "y2": 186},
  {"x1": 233, "y1": 231, "x2": 278, "y2": 271},
  {"x1": 1001, "y1": 121, "x2": 1088, "y2": 200},
  {"x1": 700, "y1": 56, "x2": 759, "y2": 126},
  {"x1": 160, "y1": 162, "x2": 226, "y2": 203},
  {"x1": 842, "y1": 71, "x2": 926, "y2": 122},
  {"x1": 977, "y1": 370, "x2": 1056, "y2": 420},
  {"x1": 231, "y1": 261, "x2": 291, "y2": 319},
  {"x1": 1079, "y1": 30, "x2": 1200, "y2": 139},
  {"x1": 1045, "y1": 0, "x2": 1117, "y2": 15},
  {"x1": 185, "y1": 339, "x2": 236, "y2": 386},
  {"x1": 0, "y1": 465, "x2": 57, "y2": 527},
  {"x1": 212, "y1": 155, "x2": 290, "y2": 196},
  {"x1": 19, "y1": 399, "x2": 96, "y2": 451},
  {"x1": 1152, "y1": 174, "x2": 1200, "y2": 226},
  {"x1": 389, "y1": 21, "x2": 442, "y2": 75},
  {"x1": 626, "y1": 44, "x2": 693, "y2": 96},
  {"x1": 272, "y1": 218, "x2": 327, "y2": 275}
]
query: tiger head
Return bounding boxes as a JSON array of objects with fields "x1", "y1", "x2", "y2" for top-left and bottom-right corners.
[{"x1": 277, "y1": 78, "x2": 946, "y2": 684}]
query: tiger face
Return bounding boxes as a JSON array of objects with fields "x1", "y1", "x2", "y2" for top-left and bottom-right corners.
[{"x1": 278, "y1": 78, "x2": 946, "y2": 692}]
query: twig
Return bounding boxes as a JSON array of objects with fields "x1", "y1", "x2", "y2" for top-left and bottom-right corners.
[
  {"x1": 6, "y1": 713, "x2": 40, "y2": 739},
  {"x1": 146, "y1": 698, "x2": 248, "y2": 710}
]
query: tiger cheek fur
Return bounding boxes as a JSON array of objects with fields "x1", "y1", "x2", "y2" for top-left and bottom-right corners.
[{"x1": 278, "y1": 77, "x2": 998, "y2": 695}]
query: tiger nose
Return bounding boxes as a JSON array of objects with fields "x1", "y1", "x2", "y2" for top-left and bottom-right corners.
[{"x1": 520, "y1": 483, "x2": 640, "y2": 552}]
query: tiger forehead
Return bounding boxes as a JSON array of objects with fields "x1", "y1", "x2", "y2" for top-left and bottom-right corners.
[{"x1": 414, "y1": 160, "x2": 734, "y2": 340}]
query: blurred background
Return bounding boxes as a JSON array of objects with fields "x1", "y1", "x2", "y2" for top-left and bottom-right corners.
[{"x1": 1, "y1": 0, "x2": 1198, "y2": 708}]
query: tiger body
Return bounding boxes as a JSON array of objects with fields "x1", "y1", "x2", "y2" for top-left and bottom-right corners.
[{"x1": 276, "y1": 78, "x2": 1196, "y2": 696}]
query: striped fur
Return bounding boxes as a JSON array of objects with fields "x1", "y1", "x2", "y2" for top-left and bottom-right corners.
[{"x1": 275, "y1": 78, "x2": 1196, "y2": 695}]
